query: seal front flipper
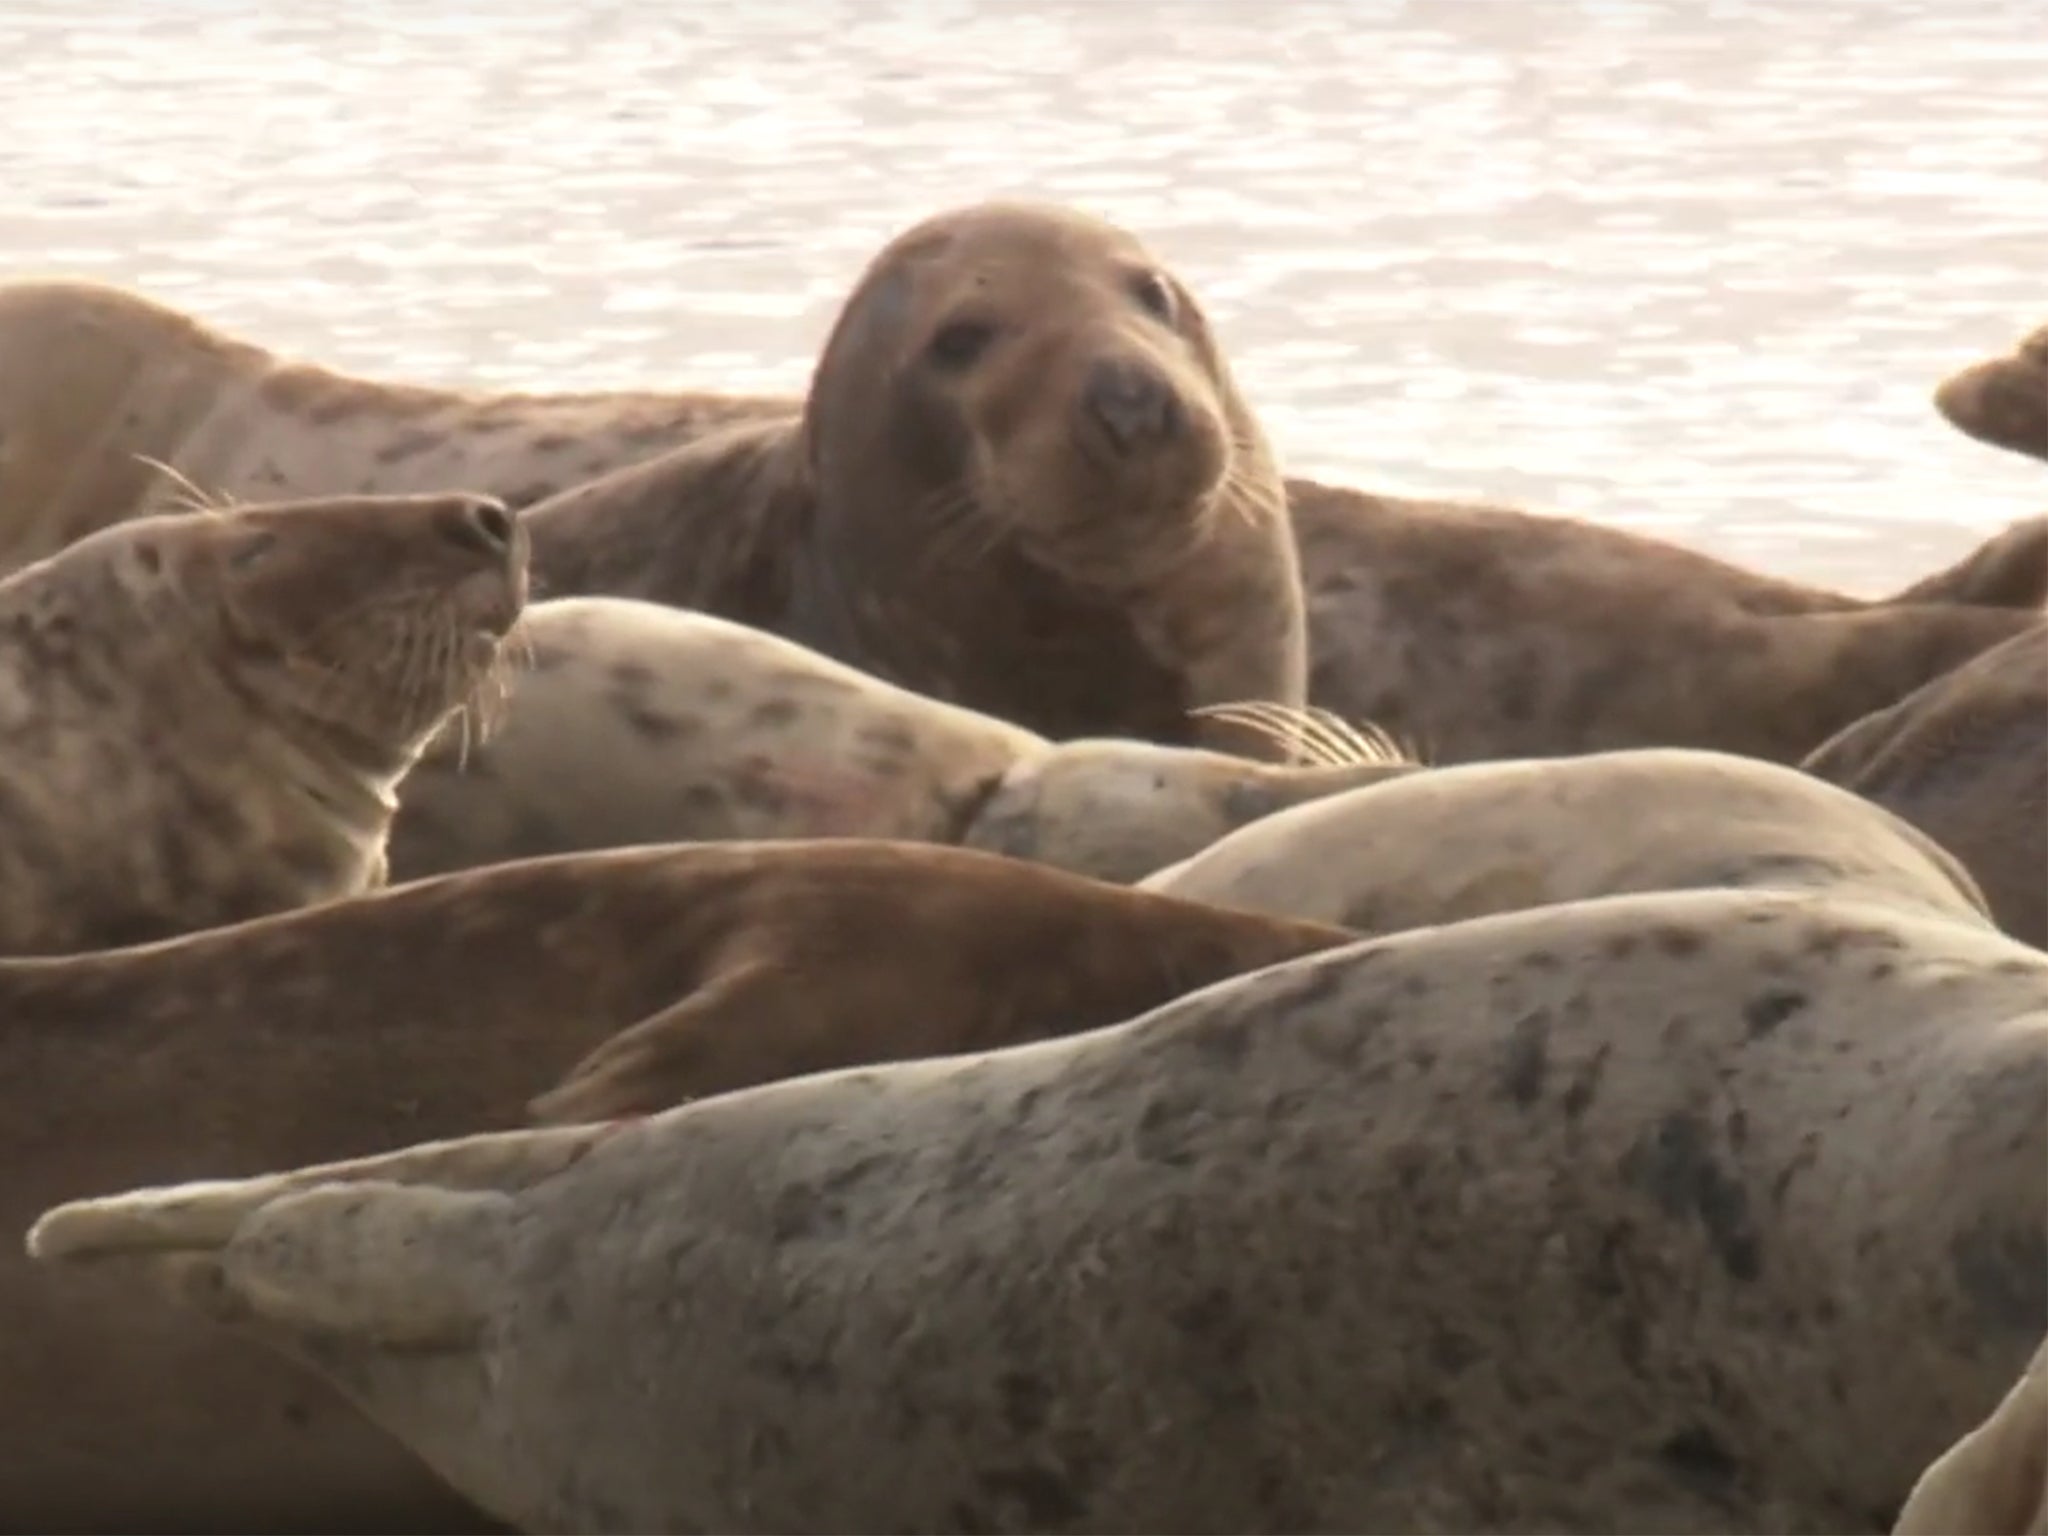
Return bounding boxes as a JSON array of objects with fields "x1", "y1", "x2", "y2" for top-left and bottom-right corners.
[{"x1": 32, "y1": 1180, "x2": 509, "y2": 1351}]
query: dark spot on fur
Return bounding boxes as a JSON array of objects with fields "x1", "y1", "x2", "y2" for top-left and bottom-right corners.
[
  {"x1": 1603, "y1": 931, "x2": 1639, "y2": 960},
  {"x1": 1429, "y1": 1326, "x2": 1478, "y2": 1374},
  {"x1": 374, "y1": 428, "x2": 442, "y2": 465},
  {"x1": 1659, "y1": 1425, "x2": 1744, "y2": 1504},
  {"x1": 134, "y1": 543, "x2": 162, "y2": 574},
  {"x1": 1744, "y1": 988, "x2": 1808, "y2": 1039},
  {"x1": 532, "y1": 432, "x2": 574, "y2": 452},
  {"x1": 1521, "y1": 949, "x2": 1563, "y2": 972},
  {"x1": 622, "y1": 704, "x2": 687, "y2": 742},
  {"x1": 999, "y1": 1371, "x2": 1052, "y2": 1436},
  {"x1": 1950, "y1": 1221, "x2": 2048, "y2": 1334},
  {"x1": 1563, "y1": 1041, "x2": 1610, "y2": 1121},
  {"x1": 976, "y1": 1466, "x2": 1087, "y2": 1528},
  {"x1": 751, "y1": 696, "x2": 801, "y2": 728},
  {"x1": 1625, "y1": 1112, "x2": 1761, "y2": 1281},
  {"x1": 1499, "y1": 1010, "x2": 1549, "y2": 1106},
  {"x1": 1135, "y1": 1093, "x2": 1199, "y2": 1167},
  {"x1": 1651, "y1": 924, "x2": 1705, "y2": 957},
  {"x1": 280, "y1": 1400, "x2": 313, "y2": 1428}
]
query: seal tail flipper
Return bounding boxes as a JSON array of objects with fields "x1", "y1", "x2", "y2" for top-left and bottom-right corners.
[
  {"x1": 1881, "y1": 516, "x2": 2048, "y2": 611},
  {"x1": 1892, "y1": 1336, "x2": 2048, "y2": 1535},
  {"x1": 26, "y1": 1120, "x2": 617, "y2": 1346}
]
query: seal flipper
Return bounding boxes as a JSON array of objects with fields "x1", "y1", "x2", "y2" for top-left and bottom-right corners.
[
  {"x1": 26, "y1": 1120, "x2": 618, "y2": 1343},
  {"x1": 1882, "y1": 515, "x2": 2048, "y2": 611}
]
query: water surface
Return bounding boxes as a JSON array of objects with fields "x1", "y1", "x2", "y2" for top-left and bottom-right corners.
[{"x1": 4, "y1": 0, "x2": 2044, "y2": 590}]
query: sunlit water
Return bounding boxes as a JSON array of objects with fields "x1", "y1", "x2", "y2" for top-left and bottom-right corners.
[{"x1": 4, "y1": 0, "x2": 2043, "y2": 592}]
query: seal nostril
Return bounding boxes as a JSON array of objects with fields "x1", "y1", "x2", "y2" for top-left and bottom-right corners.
[
  {"x1": 1085, "y1": 358, "x2": 1179, "y2": 455},
  {"x1": 443, "y1": 497, "x2": 516, "y2": 557}
]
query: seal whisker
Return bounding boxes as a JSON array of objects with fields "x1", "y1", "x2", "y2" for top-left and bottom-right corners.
[
  {"x1": 1192, "y1": 700, "x2": 1413, "y2": 769},
  {"x1": 131, "y1": 454, "x2": 236, "y2": 517}
]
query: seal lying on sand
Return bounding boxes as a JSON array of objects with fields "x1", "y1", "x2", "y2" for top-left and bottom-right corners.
[
  {"x1": 1803, "y1": 623, "x2": 2048, "y2": 949},
  {"x1": 1892, "y1": 1335, "x2": 2048, "y2": 1536},
  {"x1": 1934, "y1": 322, "x2": 2048, "y2": 464},
  {"x1": 0, "y1": 489, "x2": 525, "y2": 956},
  {"x1": 0, "y1": 838, "x2": 1345, "y2": 1533},
  {"x1": 1139, "y1": 745, "x2": 1994, "y2": 935},
  {"x1": 7, "y1": 202, "x2": 1311, "y2": 754},
  {"x1": 1288, "y1": 482, "x2": 2048, "y2": 763},
  {"x1": 389, "y1": 597, "x2": 1412, "y2": 885},
  {"x1": 0, "y1": 274, "x2": 779, "y2": 573},
  {"x1": 33, "y1": 886, "x2": 2047, "y2": 1534}
]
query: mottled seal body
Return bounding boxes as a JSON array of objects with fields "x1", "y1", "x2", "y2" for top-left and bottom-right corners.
[
  {"x1": 1289, "y1": 480, "x2": 2047, "y2": 764},
  {"x1": 0, "y1": 490, "x2": 525, "y2": 956},
  {"x1": 391, "y1": 597, "x2": 1411, "y2": 886},
  {"x1": 0, "y1": 839, "x2": 1345, "y2": 1532},
  {"x1": 33, "y1": 887, "x2": 2047, "y2": 1534},
  {"x1": 0, "y1": 276, "x2": 779, "y2": 574},
  {"x1": 1935, "y1": 321, "x2": 2048, "y2": 464},
  {"x1": 1141, "y1": 746, "x2": 1993, "y2": 935},
  {"x1": 1803, "y1": 623, "x2": 2048, "y2": 948}
]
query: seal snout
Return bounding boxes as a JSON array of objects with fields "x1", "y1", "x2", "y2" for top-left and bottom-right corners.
[{"x1": 1082, "y1": 354, "x2": 1183, "y2": 456}]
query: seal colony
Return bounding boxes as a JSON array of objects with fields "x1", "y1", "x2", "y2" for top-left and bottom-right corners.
[
  {"x1": 6, "y1": 226, "x2": 2043, "y2": 764},
  {"x1": 388, "y1": 596, "x2": 1412, "y2": 884},
  {"x1": 2, "y1": 202, "x2": 1314, "y2": 756},
  {"x1": 6, "y1": 192, "x2": 2047, "y2": 1536},
  {"x1": 0, "y1": 839, "x2": 1348, "y2": 1531},
  {"x1": 31, "y1": 887, "x2": 2048, "y2": 1534},
  {"x1": 0, "y1": 488, "x2": 526, "y2": 956}
]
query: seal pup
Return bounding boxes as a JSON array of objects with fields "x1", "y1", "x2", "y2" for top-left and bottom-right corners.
[
  {"x1": 1288, "y1": 479, "x2": 2047, "y2": 764},
  {"x1": 0, "y1": 275, "x2": 782, "y2": 573},
  {"x1": 1935, "y1": 321, "x2": 2048, "y2": 464},
  {"x1": 516, "y1": 200, "x2": 1306, "y2": 753},
  {"x1": 388, "y1": 596, "x2": 1413, "y2": 885},
  {"x1": 0, "y1": 837, "x2": 1346, "y2": 1533},
  {"x1": 32, "y1": 886, "x2": 2047, "y2": 1534},
  {"x1": 0, "y1": 488, "x2": 526, "y2": 956},
  {"x1": 1892, "y1": 1335, "x2": 2048, "y2": 1536},
  {"x1": 1139, "y1": 745, "x2": 1995, "y2": 936},
  {"x1": 1803, "y1": 623, "x2": 2048, "y2": 949}
]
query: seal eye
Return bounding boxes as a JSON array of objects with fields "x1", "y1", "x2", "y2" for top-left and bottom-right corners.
[
  {"x1": 927, "y1": 319, "x2": 996, "y2": 371},
  {"x1": 1130, "y1": 271, "x2": 1177, "y2": 324}
]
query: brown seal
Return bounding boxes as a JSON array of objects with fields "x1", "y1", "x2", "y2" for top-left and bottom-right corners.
[
  {"x1": 0, "y1": 838, "x2": 1347, "y2": 1532},
  {"x1": 1288, "y1": 478, "x2": 2048, "y2": 763},
  {"x1": 0, "y1": 275, "x2": 780, "y2": 574},
  {"x1": 517, "y1": 201, "x2": 1305, "y2": 751},
  {"x1": 1892, "y1": 1335, "x2": 2048, "y2": 1536},
  {"x1": 1802, "y1": 622, "x2": 2048, "y2": 949},
  {"x1": 388, "y1": 596, "x2": 1411, "y2": 886},
  {"x1": 30, "y1": 885, "x2": 2047, "y2": 1533},
  {"x1": 0, "y1": 489, "x2": 526, "y2": 956},
  {"x1": 1934, "y1": 322, "x2": 2048, "y2": 464},
  {"x1": 1140, "y1": 745, "x2": 1994, "y2": 935}
]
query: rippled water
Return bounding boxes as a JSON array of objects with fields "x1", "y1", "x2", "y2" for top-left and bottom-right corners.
[{"x1": 3, "y1": 0, "x2": 2043, "y2": 591}]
